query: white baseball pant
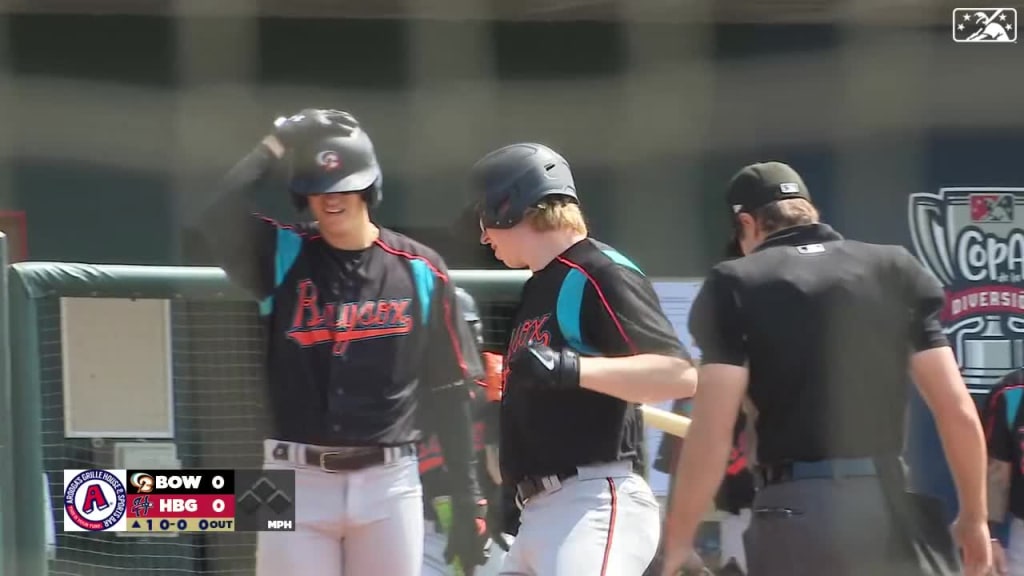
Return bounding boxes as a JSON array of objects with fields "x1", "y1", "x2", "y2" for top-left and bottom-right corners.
[
  {"x1": 255, "y1": 439, "x2": 425, "y2": 576},
  {"x1": 719, "y1": 508, "x2": 751, "y2": 573},
  {"x1": 498, "y1": 461, "x2": 661, "y2": 576},
  {"x1": 1006, "y1": 517, "x2": 1024, "y2": 576}
]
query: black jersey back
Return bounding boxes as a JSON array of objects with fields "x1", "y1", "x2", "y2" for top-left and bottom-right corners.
[
  {"x1": 212, "y1": 217, "x2": 483, "y2": 448},
  {"x1": 500, "y1": 238, "x2": 689, "y2": 485}
]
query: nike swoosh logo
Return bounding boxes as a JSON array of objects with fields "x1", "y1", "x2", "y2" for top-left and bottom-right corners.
[{"x1": 528, "y1": 346, "x2": 556, "y2": 371}]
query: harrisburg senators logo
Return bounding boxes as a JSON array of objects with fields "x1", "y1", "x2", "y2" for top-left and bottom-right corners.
[
  {"x1": 63, "y1": 469, "x2": 128, "y2": 531},
  {"x1": 908, "y1": 188, "x2": 1024, "y2": 391}
]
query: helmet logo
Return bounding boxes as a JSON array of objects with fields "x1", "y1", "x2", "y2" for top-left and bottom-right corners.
[{"x1": 316, "y1": 150, "x2": 342, "y2": 171}]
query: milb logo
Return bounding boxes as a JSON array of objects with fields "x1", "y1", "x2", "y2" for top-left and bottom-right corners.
[{"x1": 952, "y1": 8, "x2": 1017, "y2": 42}]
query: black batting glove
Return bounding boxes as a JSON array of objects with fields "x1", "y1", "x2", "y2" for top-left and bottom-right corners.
[
  {"x1": 271, "y1": 108, "x2": 358, "y2": 151},
  {"x1": 508, "y1": 340, "x2": 580, "y2": 391},
  {"x1": 485, "y1": 484, "x2": 511, "y2": 551},
  {"x1": 444, "y1": 496, "x2": 491, "y2": 574}
]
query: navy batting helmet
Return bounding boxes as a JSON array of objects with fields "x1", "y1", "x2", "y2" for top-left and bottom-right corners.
[
  {"x1": 286, "y1": 110, "x2": 383, "y2": 210},
  {"x1": 470, "y1": 143, "x2": 578, "y2": 230},
  {"x1": 454, "y1": 287, "x2": 484, "y2": 347}
]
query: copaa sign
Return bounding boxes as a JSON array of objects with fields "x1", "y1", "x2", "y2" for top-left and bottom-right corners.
[
  {"x1": 906, "y1": 187, "x2": 1024, "y2": 519},
  {"x1": 908, "y1": 188, "x2": 1024, "y2": 392}
]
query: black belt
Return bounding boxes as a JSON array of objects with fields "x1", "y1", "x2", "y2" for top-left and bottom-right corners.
[
  {"x1": 515, "y1": 471, "x2": 578, "y2": 508},
  {"x1": 272, "y1": 442, "x2": 417, "y2": 473},
  {"x1": 755, "y1": 458, "x2": 878, "y2": 489}
]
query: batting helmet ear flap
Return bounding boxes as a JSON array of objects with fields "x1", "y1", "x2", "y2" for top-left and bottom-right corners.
[
  {"x1": 291, "y1": 193, "x2": 309, "y2": 212},
  {"x1": 362, "y1": 181, "x2": 383, "y2": 210}
]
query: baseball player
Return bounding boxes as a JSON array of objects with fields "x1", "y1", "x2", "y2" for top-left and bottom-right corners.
[
  {"x1": 193, "y1": 108, "x2": 490, "y2": 575},
  {"x1": 982, "y1": 366, "x2": 1024, "y2": 576},
  {"x1": 420, "y1": 287, "x2": 515, "y2": 576},
  {"x1": 468, "y1": 142, "x2": 699, "y2": 575}
]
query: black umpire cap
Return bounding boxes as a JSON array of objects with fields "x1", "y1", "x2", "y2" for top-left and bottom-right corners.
[
  {"x1": 723, "y1": 161, "x2": 812, "y2": 257},
  {"x1": 726, "y1": 161, "x2": 811, "y2": 214}
]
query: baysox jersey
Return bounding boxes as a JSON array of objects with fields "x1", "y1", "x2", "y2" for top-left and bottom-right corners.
[
  {"x1": 984, "y1": 368, "x2": 1024, "y2": 521},
  {"x1": 208, "y1": 217, "x2": 484, "y2": 448},
  {"x1": 500, "y1": 237, "x2": 690, "y2": 486}
]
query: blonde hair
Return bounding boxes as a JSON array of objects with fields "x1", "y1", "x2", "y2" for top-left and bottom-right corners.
[
  {"x1": 753, "y1": 198, "x2": 820, "y2": 234},
  {"x1": 523, "y1": 198, "x2": 588, "y2": 235}
]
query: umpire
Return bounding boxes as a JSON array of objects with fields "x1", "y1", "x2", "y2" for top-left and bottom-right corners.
[{"x1": 660, "y1": 162, "x2": 991, "y2": 576}]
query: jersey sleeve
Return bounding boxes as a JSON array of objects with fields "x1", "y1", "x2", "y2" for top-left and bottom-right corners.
[
  {"x1": 688, "y1": 266, "x2": 747, "y2": 367},
  {"x1": 896, "y1": 247, "x2": 949, "y2": 352},
  {"x1": 578, "y1": 264, "x2": 690, "y2": 358},
  {"x1": 421, "y1": 259, "x2": 486, "y2": 391},
  {"x1": 193, "y1": 144, "x2": 302, "y2": 302},
  {"x1": 983, "y1": 384, "x2": 1014, "y2": 463}
]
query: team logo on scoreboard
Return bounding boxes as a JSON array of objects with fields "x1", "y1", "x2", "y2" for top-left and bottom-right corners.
[
  {"x1": 63, "y1": 469, "x2": 128, "y2": 532},
  {"x1": 130, "y1": 473, "x2": 155, "y2": 493},
  {"x1": 908, "y1": 188, "x2": 1024, "y2": 391}
]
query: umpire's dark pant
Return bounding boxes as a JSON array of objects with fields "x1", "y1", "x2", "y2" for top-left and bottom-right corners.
[{"x1": 745, "y1": 459, "x2": 961, "y2": 576}]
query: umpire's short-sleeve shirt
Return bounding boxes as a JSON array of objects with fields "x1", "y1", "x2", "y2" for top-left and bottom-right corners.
[{"x1": 688, "y1": 223, "x2": 948, "y2": 464}]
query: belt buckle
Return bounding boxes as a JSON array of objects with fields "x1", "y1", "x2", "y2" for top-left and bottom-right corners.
[{"x1": 319, "y1": 451, "x2": 343, "y2": 473}]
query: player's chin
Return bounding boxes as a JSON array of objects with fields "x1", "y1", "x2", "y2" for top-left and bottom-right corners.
[
  {"x1": 497, "y1": 256, "x2": 528, "y2": 269},
  {"x1": 490, "y1": 246, "x2": 525, "y2": 269}
]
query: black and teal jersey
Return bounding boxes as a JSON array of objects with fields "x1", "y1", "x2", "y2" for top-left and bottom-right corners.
[
  {"x1": 498, "y1": 237, "x2": 690, "y2": 485},
  {"x1": 983, "y1": 369, "x2": 1024, "y2": 521},
  {"x1": 196, "y1": 144, "x2": 484, "y2": 448}
]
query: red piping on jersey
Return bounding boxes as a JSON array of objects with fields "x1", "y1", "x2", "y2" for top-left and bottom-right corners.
[
  {"x1": 726, "y1": 446, "x2": 748, "y2": 476},
  {"x1": 373, "y1": 239, "x2": 480, "y2": 386},
  {"x1": 256, "y1": 214, "x2": 321, "y2": 241},
  {"x1": 600, "y1": 477, "x2": 618, "y2": 576},
  {"x1": 555, "y1": 256, "x2": 638, "y2": 354},
  {"x1": 985, "y1": 383, "x2": 1024, "y2": 444}
]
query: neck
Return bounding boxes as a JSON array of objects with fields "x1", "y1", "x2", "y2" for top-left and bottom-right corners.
[
  {"x1": 322, "y1": 222, "x2": 380, "y2": 251},
  {"x1": 525, "y1": 230, "x2": 587, "y2": 272}
]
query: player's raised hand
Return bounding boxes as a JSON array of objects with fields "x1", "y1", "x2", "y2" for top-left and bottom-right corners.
[
  {"x1": 507, "y1": 340, "x2": 580, "y2": 391},
  {"x1": 270, "y1": 108, "x2": 358, "y2": 151}
]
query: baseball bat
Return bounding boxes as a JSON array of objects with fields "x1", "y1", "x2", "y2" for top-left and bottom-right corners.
[{"x1": 639, "y1": 404, "x2": 692, "y2": 438}]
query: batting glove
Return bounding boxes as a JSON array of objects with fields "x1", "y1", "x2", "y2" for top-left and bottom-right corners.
[
  {"x1": 445, "y1": 496, "x2": 491, "y2": 573},
  {"x1": 508, "y1": 340, "x2": 580, "y2": 391},
  {"x1": 271, "y1": 108, "x2": 358, "y2": 151}
]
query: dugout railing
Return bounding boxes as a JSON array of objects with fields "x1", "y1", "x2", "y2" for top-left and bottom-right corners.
[
  {"x1": 0, "y1": 256, "x2": 529, "y2": 576},
  {"x1": 0, "y1": 232, "x2": 15, "y2": 576}
]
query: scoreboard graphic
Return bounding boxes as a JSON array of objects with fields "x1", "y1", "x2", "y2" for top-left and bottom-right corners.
[{"x1": 63, "y1": 469, "x2": 296, "y2": 533}]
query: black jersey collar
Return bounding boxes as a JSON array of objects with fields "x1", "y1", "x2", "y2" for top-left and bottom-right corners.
[{"x1": 753, "y1": 223, "x2": 844, "y2": 253}]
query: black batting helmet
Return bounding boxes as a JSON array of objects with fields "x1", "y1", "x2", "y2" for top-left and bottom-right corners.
[
  {"x1": 470, "y1": 143, "x2": 578, "y2": 230},
  {"x1": 286, "y1": 110, "x2": 383, "y2": 210}
]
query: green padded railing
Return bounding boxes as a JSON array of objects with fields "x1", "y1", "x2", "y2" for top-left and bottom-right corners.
[
  {"x1": 0, "y1": 232, "x2": 14, "y2": 576},
  {"x1": 5, "y1": 262, "x2": 529, "y2": 576}
]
